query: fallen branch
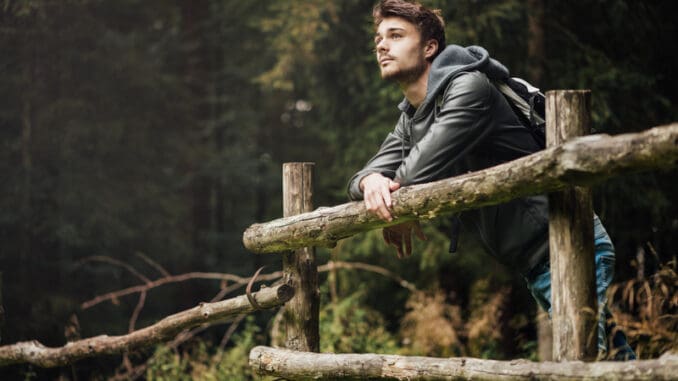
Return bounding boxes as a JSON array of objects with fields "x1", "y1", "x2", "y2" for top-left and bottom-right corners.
[
  {"x1": 0, "y1": 284, "x2": 294, "y2": 368},
  {"x1": 249, "y1": 346, "x2": 678, "y2": 380},
  {"x1": 323, "y1": 260, "x2": 417, "y2": 292},
  {"x1": 82, "y1": 260, "x2": 415, "y2": 310},
  {"x1": 244, "y1": 124, "x2": 678, "y2": 253},
  {"x1": 80, "y1": 256, "x2": 152, "y2": 284},
  {"x1": 81, "y1": 270, "x2": 283, "y2": 310}
]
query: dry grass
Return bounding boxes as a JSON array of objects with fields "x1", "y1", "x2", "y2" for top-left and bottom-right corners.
[
  {"x1": 399, "y1": 278, "x2": 511, "y2": 358},
  {"x1": 607, "y1": 259, "x2": 678, "y2": 358},
  {"x1": 466, "y1": 280, "x2": 510, "y2": 358},
  {"x1": 399, "y1": 289, "x2": 464, "y2": 357}
]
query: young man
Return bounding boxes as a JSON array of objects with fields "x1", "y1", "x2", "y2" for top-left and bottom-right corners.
[{"x1": 347, "y1": 0, "x2": 635, "y2": 360}]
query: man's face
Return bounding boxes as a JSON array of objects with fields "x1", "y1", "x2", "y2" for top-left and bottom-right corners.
[{"x1": 374, "y1": 17, "x2": 428, "y2": 84}]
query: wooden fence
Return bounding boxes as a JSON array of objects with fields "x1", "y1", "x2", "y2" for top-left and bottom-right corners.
[
  {"x1": 0, "y1": 91, "x2": 677, "y2": 379},
  {"x1": 244, "y1": 91, "x2": 678, "y2": 379}
]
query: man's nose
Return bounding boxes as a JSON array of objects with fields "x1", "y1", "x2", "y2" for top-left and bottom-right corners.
[{"x1": 376, "y1": 39, "x2": 388, "y2": 53}]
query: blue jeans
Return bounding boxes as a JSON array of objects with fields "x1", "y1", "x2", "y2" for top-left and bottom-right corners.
[{"x1": 525, "y1": 215, "x2": 636, "y2": 360}]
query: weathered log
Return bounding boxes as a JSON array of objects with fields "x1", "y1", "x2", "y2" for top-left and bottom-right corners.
[
  {"x1": 243, "y1": 124, "x2": 678, "y2": 254},
  {"x1": 546, "y1": 90, "x2": 597, "y2": 361},
  {"x1": 0, "y1": 284, "x2": 294, "y2": 368},
  {"x1": 249, "y1": 346, "x2": 678, "y2": 380},
  {"x1": 281, "y1": 163, "x2": 320, "y2": 352}
]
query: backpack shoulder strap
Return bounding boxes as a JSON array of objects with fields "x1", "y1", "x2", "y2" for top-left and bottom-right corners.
[
  {"x1": 492, "y1": 79, "x2": 546, "y2": 148},
  {"x1": 494, "y1": 80, "x2": 538, "y2": 123}
]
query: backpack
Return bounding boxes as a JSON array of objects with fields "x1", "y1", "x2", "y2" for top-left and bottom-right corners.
[
  {"x1": 494, "y1": 78, "x2": 546, "y2": 149},
  {"x1": 447, "y1": 77, "x2": 547, "y2": 254}
]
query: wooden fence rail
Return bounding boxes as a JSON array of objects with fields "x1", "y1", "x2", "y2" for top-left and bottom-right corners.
[
  {"x1": 244, "y1": 123, "x2": 678, "y2": 254},
  {"x1": 250, "y1": 346, "x2": 678, "y2": 381}
]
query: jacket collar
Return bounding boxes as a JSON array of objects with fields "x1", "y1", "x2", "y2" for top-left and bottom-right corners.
[{"x1": 396, "y1": 45, "x2": 510, "y2": 118}]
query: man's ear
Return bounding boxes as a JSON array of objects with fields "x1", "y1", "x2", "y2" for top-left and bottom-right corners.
[{"x1": 424, "y1": 39, "x2": 438, "y2": 60}]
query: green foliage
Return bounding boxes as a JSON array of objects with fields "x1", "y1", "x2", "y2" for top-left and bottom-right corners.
[
  {"x1": 145, "y1": 316, "x2": 273, "y2": 381},
  {"x1": 256, "y1": 1, "x2": 337, "y2": 92},
  {"x1": 145, "y1": 345, "x2": 191, "y2": 381},
  {"x1": 320, "y1": 290, "x2": 400, "y2": 354}
]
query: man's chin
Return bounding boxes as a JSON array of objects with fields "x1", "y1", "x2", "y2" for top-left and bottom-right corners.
[
  {"x1": 380, "y1": 69, "x2": 400, "y2": 81},
  {"x1": 379, "y1": 63, "x2": 427, "y2": 84}
]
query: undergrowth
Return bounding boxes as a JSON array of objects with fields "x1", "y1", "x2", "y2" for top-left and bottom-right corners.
[
  {"x1": 607, "y1": 259, "x2": 677, "y2": 358},
  {"x1": 141, "y1": 259, "x2": 676, "y2": 380},
  {"x1": 145, "y1": 316, "x2": 273, "y2": 381}
]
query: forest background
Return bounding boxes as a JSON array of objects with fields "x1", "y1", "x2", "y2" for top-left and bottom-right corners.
[{"x1": 1, "y1": 0, "x2": 676, "y2": 379}]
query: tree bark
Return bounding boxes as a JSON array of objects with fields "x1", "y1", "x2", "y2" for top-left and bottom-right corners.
[
  {"x1": 20, "y1": 73, "x2": 33, "y2": 269},
  {"x1": 546, "y1": 90, "x2": 597, "y2": 361},
  {"x1": 0, "y1": 272, "x2": 3, "y2": 344},
  {"x1": 250, "y1": 346, "x2": 678, "y2": 381},
  {"x1": 243, "y1": 124, "x2": 678, "y2": 254},
  {"x1": 527, "y1": 0, "x2": 545, "y2": 84},
  {"x1": 180, "y1": 0, "x2": 213, "y2": 261},
  {"x1": 281, "y1": 163, "x2": 319, "y2": 352},
  {"x1": 0, "y1": 284, "x2": 293, "y2": 368}
]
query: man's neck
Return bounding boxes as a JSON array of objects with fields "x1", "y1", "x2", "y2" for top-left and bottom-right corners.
[{"x1": 400, "y1": 65, "x2": 430, "y2": 109}]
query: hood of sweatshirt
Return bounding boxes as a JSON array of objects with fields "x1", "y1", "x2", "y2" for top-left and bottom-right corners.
[{"x1": 399, "y1": 45, "x2": 510, "y2": 116}]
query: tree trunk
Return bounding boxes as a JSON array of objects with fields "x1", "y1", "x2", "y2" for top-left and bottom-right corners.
[
  {"x1": 243, "y1": 124, "x2": 678, "y2": 254},
  {"x1": 0, "y1": 272, "x2": 4, "y2": 344},
  {"x1": 20, "y1": 71, "x2": 33, "y2": 269},
  {"x1": 0, "y1": 284, "x2": 293, "y2": 368},
  {"x1": 180, "y1": 0, "x2": 212, "y2": 259},
  {"x1": 527, "y1": 0, "x2": 545, "y2": 84},
  {"x1": 528, "y1": 3, "x2": 547, "y2": 352},
  {"x1": 250, "y1": 346, "x2": 678, "y2": 381}
]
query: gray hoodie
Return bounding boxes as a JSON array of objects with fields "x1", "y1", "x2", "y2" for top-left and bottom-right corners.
[{"x1": 347, "y1": 45, "x2": 549, "y2": 274}]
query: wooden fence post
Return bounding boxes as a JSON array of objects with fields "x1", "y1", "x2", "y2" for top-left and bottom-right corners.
[
  {"x1": 546, "y1": 90, "x2": 598, "y2": 361},
  {"x1": 281, "y1": 163, "x2": 319, "y2": 352}
]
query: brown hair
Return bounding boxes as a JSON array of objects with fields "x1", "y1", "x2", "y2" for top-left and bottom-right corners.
[{"x1": 373, "y1": 0, "x2": 446, "y2": 61}]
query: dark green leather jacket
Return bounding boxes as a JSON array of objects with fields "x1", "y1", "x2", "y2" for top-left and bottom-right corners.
[{"x1": 347, "y1": 45, "x2": 549, "y2": 274}]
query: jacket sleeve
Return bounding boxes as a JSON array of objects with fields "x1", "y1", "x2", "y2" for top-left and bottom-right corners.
[
  {"x1": 394, "y1": 71, "x2": 495, "y2": 185},
  {"x1": 346, "y1": 114, "x2": 410, "y2": 200}
]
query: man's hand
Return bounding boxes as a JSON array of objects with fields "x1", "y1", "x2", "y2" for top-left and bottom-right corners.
[
  {"x1": 383, "y1": 220, "x2": 427, "y2": 259},
  {"x1": 360, "y1": 173, "x2": 400, "y2": 221}
]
